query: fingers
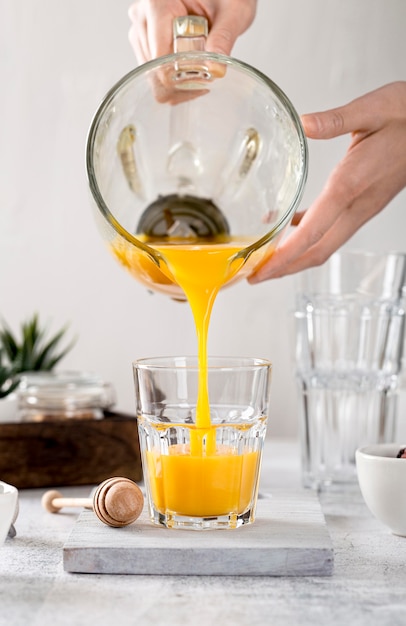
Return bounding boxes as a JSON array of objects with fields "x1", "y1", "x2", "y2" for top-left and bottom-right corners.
[
  {"x1": 249, "y1": 127, "x2": 396, "y2": 282},
  {"x1": 249, "y1": 157, "x2": 400, "y2": 283},
  {"x1": 205, "y1": 22, "x2": 235, "y2": 56},
  {"x1": 145, "y1": 3, "x2": 180, "y2": 59},
  {"x1": 128, "y1": 0, "x2": 258, "y2": 62},
  {"x1": 249, "y1": 187, "x2": 346, "y2": 283},
  {"x1": 128, "y1": 0, "x2": 182, "y2": 62},
  {"x1": 128, "y1": 3, "x2": 148, "y2": 63},
  {"x1": 206, "y1": 1, "x2": 257, "y2": 55},
  {"x1": 249, "y1": 201, "x2": 364, "y2": 283},
  {"x1": 250, "y1": 82, "x2": 406, "y2": 283},
  {"x1": 301, "y1": 83, "x2": 398, "y2": 140},
  {"x1": 254, "y1": 199, "x2": 370, "y2": 280}
]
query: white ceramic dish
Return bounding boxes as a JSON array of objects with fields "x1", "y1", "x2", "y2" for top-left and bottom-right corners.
[
  {"x1": 356, "y1": 443, "x2": 406, "y2": 537},
  {"x1": 0, "y1": 481, "x2": 18, "y2": 545}
]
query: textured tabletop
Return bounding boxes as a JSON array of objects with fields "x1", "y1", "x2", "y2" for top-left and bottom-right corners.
[{"x1": 1, "y1": 439, "x2": 406, "y2": 626}]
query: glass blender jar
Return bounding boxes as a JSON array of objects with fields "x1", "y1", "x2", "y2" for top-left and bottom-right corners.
[{"x1": 86, "y1": 16, "x2": 308, "y2": 299}]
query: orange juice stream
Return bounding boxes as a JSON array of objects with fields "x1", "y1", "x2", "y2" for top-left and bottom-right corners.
[{"x1": 152, "y1": 243, "x2": 245, "y2": 455}]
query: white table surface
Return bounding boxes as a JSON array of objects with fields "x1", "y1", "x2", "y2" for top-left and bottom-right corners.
[{"x1": 1, "y1": 438, "x2": 405, "y2": 626}]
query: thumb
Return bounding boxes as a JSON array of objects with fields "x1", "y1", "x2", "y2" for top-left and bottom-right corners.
[
  {"x1": 206, "y1": 25, "x2": 235, "y2": 55},
  {"x1": 301, "y1": 88, "x2": 386, "y2": 140},
  {"x1": 301, "y1": 109, "x2": 349, "y2": 140}
]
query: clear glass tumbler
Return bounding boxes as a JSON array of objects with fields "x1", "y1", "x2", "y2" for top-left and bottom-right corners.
[
  {"x1": 133, "y1": 356, "x2": 272, "y2": 529},
  {"x1": 294, "y1": 250, "x2": 406, "y2": 490}
]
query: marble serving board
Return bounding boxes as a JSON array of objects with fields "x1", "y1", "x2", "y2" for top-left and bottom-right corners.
[{"x1": 63, "y1": 490, "x2": 334, "y2": 577}]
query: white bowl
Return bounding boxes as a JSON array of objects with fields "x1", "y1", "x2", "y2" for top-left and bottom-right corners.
[
  {"x1": 0, "y1": 481, "x2": 18, "y2": 545},
  {"x1": 356, "y1": 444, "x2": 406, "y2": 536}
]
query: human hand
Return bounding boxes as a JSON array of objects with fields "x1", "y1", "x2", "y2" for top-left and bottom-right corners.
[
  {"x1": 249, "y1": 81, "x2": 406, "y2": 282},
  {"x1": 128, "y1": 0, "x2": 257, "y2": 63}
]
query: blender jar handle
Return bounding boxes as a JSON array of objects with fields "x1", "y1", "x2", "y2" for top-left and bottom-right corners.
[
  {"x1": 167, "y1": 16, "x2": 210, "y2": 195},
  {"x1": 171, "y1": 15, "x2": 211, "y2": 85},
  {"x1": 170, "y1": 16, "x2": 260, "y2": 195},
  {"x1": 173, "y1": 15, "x2": 208, "y2": 53}
]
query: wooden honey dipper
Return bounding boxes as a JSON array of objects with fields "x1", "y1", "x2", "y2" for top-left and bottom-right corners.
[{"x1": 41, "y1": 477, "x2": 144, "y2": 528}]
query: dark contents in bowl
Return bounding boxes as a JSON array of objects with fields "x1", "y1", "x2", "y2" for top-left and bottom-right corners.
[{"x1": 396, "y1": 447, "x2": 406, "y2": 459}]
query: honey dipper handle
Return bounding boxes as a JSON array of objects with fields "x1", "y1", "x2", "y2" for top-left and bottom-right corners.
[
  {"x1": 42, "y1": 490, "x2": 93, "y2": 514},
  {"x1": 53, "y1": 497, "x2": 93, "y2": 510}
]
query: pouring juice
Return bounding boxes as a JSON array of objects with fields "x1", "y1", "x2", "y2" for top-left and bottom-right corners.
[{"x1": 119, "y1": 237, "x2": 270, "y2": 521}]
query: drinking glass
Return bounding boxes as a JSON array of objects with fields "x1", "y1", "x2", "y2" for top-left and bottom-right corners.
[
  {"x1": 293, "y1": 250, "x2": 406, "y2": 490},
  {"x1": 133, "y1": 356, "x2": 272, "y2": 529}
]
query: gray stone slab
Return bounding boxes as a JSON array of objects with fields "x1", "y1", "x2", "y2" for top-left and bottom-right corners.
[{"x1": 63, "y1": 490, "x2": 334, "y2": 576}]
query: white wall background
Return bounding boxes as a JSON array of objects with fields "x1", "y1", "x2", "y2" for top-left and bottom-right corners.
[{"x1": 1, "y1": 0, "x2": 405, "y2": 437}]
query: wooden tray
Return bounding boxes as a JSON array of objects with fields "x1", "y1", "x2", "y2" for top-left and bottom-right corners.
[
  {"x1": 63, "y1": 490, "x2": 334, "y2": 577},
  {"x1": 0, "y1": 411, "x2": 142, "y2": 488}
]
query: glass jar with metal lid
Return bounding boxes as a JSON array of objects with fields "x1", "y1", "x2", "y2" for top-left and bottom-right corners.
[{"x1": 17, "y1": 371, "x2": 116, "y2": 421}]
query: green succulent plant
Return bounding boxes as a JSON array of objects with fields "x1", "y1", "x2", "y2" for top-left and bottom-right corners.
[
  {"x1": 0, "y1": 313, "x2": 76, "y2": 375},
  {"x1": 0, "y1": 349, "x2": 19, "y2": 399}
]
